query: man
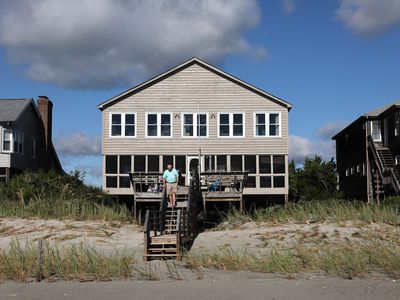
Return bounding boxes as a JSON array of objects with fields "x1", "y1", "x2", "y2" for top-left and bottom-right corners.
[{"x1": 162, "y1": 163, "x2": 179, "y2": 208}]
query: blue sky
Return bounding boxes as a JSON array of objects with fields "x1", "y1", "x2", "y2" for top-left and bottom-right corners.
[{"x1": 0, "y1": 0, "x2": 399, "y2": 185}]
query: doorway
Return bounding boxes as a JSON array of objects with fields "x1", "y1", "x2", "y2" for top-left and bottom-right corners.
[{"x1": 186, "y1": 156, "x2": 203, "y2": 184}]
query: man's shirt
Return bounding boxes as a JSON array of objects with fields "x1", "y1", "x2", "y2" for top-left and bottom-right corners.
[{"x1": 163, "y1": 168, "x2": 179, "y2": 183}]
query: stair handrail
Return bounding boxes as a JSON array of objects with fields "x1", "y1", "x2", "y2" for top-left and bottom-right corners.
[
  {"x1": 389, "y1": 168, "x2": 400, "y2": 194},
  {"x1": 187, "y1": 169, "x2": 200, "y2": 236},
  {"x1": 143, "y1": 210, "x2": 151, "y2": 257},
  {"x1": 159, "y1": 187, "x2": 168, "y2": 233},
  {"x1": 367, "y1": 135, "x2": 385, "y2": 180}
]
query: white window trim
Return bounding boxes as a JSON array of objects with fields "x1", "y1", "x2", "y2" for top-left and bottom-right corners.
[
  {"x1": 370, "y1": 120, "x2": 381, "y2": 142},
  {"x1": 145, "y1": 112, "x2": 173, "y2": 138},
  {"x1": 109, "y1": 112, "x2": 137, "y2": 138},
  {"x1": 253, "y1": 112, "x2": 282, "y2": 138},
  {"x1": 181, "y1": 112, "x2": 209, "y2": 138},
  {"x1": 2, "y1": 128, "x2": 13, "y2": 153},
  {"x1": 217, "y1": 113, "x2": 245, "y2": 138}
]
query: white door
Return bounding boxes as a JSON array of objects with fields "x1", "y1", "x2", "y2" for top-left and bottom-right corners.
[{"x1": 186, "y1": 156, "x2": 203, "y2": 184}]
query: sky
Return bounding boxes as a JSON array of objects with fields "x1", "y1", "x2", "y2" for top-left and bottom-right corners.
[{"x1": 0, "y1": 0, "x2": 399, "y2": 186}]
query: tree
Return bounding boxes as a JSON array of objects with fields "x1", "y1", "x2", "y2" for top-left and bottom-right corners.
[{"x1": 289, "y1": 155, "x2": 339, "y2": 201}]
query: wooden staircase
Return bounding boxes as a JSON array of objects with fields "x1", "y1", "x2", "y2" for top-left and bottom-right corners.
[{"x1": 143, "y1": 172, "x2": 200, "y2": 261}]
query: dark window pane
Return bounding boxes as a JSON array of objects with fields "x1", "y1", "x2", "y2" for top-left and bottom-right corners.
[
  {"x1": 270, "y1": 113, "x2": 279, "y2": 124},
  {"x1": 134, "y1": 155, "x2": 145, "y2": 172},
  {"x1": 204, "y1": 155, "x2": 215, "y2": 172},
  {"x1": 125, "y1": 125, "x2": 135, "y2": 136},
  {"x1": 120, "y1": 156, "x2": 131, "y2": 174},
  {"x1": 111, "y1": 125, "x2": 121, "y2": 136},
  {"x1": 233, "y1": 125, "x2": 243, "y2": 136},
  {"x1": 147, "y1": 155, "x2": 159, "y2": 172},
  {"x1": 161, "y1": 125, "x2": 171, "y2": 136},
  {"x1": 148, "y1": 114, "x2": 157, "y2": 124},
  {"x1": 273, "y1": 155, "x2": 286, "y2": 174},
  {"x1": 274, "y1": 176, "x2": 285, "y2": 187},
  {"x1": 245, "y1": 155, "x2": 256, "y2": 173},
  {"x1": 259, "y1": 155, "x2": 271, "y2": 173},
  {"x1": 217, "y1": 155, "x2": 227, "y2": 171},
  {"x1": 161, "y1": 114, "x2": 170, "y2": 124},
  {"x1": 175, "y1": 156, "x2": 186, "y2": 174},
  {"x1": 270, "y1": 125, "x2": 279, "y2": 136},
  {"x1": 163, "y1": 155, "x2": 173, "y2": 170},
  {"x1": 184, "y1": 125, "x2": 193, "y2": 136},
  {"x1": 199, "y1": 126, "x2": 207, "y2": 136},
  {"x1": 260, "y1": 176, "x2": 272, "y2": 188},
  {"x1": 112, "y1": 114, "x2": 121, "y2": 124},
  {"x1": 220, "y1": 114, "x2": 229, "y2": 124},
  {"x1": 198, "y1": 114, "x2": 207, "y2": 124},
  {"x1": 119, "y1": 176, "x2": 131, "y2": 188},
  {"x1": 147, "y1": 125, "x2": 157, "y2": 136},
  {"x1": 125, "y1": 114, "x2": 135, "y2": 124},
  {"x1": 184, "y1": 114, "x2": 193, "y2": 124},
  {"x1": 106, "y1": 155, "x2": 118, "y2": 174},
  {"x1": 245, "y1": 176, "x2": 256, "y2": 188},
  {"x1": 106, "y1": 176, "x2": 117, "y2": 188},
  {"x1": 256, "y1": 125, "x2": 265, "y2": 136},
  {"x1": 230, "y1": 155, "x2": 242, "y2": 171},
  {"x1": 0, "y1": 168, "x2": 6, "y2": 176},
  {"x1": 233, "y1": 114, "x2": 242, "y2": 124},
  {"x1": 220, "y1": 125, "x2": 229, "y2": 136},
  {"x1": 256, "y1": 113, "x2": 265, "y2": 124}
]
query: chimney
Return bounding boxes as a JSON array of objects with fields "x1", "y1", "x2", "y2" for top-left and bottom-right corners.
[{"x1": 37, "y1": 96, "x2": 53, "y2": 152}]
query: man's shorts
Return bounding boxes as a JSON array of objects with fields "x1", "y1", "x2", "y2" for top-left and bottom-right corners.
[{"x1": 166, "y1": 182, "x2": 178, "y2": 196}]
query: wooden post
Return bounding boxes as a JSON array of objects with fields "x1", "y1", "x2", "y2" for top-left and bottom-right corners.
[{"x1": 36, "y1": 239, "x2": 44, "y2": 282}]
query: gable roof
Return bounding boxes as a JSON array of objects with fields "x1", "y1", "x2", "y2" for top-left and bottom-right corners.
[
  {"x1": 0, "y1": 99, "x2": 33, "y2": 123},
  {"x1": 98, "y1": 57, "x2": 293, "y2": 111},
  {"x1": 332, "y1": 100, "x2": 400, "y2": 140}
]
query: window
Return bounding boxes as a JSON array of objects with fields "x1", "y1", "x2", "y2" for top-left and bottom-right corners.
[
  {"x1": 218, "y1": 113, "x2": 244, "y2": 137},
  {"x1": 106, "y1": 176, "x2": 118, "y2": 188},
  {"x1": 396, "y1": 111, "x2": 400, "y2": 136},
  {"x1": 110, "y1": 113, "x2": 136, "y2": 137},
  {"x1": 245, "y1": 155, "x2": 256, "y2": 173},
  {"x1": 146, "y1": 113, "x2": 172, "y2": 137},
  {"x1": 2, "y1": 129, "x2": 12, "y2": 152},
  {"x1": 356, "y1": 164, "x2": 361, "y2": 174},
  {"x1": 274, "y1": 176, "x2": 285, "y2": 188},
  {"x1": 119, "y1": 156, "x2": 131, "y2": 174},
  {"x1": 119, "y1": 176, "x2": 131, "y2": 188},
  {"x1": 216, "y1": 155, "x2": 227, "y2": 171},
  {"x1": 351, "y1": 166, "x2": 355, "y2": 175},
  {"x1": 245, "y1": 176, "x2": 256, "y2": 188},
  {"x1": 259, "y1": 155, "x2": 271, "y2": 173},
  {"x1": 182, "y1": 113, "x2": 208, "y2": 137},
  {"x1": 230, "y1": 155, "x2": 243, "y2": 171},
  {"x1": 31, "y1": 137, "x2": 36, "y2": 159},
  {"x1": 273, "y1": 155, "x2": 285, "y2": 174},
  {"x1": 13, "y1": 131, "x2": 24, "y2": 154},
  {"x1": 260, "y1": 176, "x2": 272, "y2": 188},
  {"x1": 175, "y1": 156, "x2": 186, "y2": 174},
  {"x1": 106, "y1": 155, "x2": 118, "y2": 174},
  {"x1": 204, "y1": 155, "x2": 215, "y2": 172},
  {"x1": 371, "y1": 121, "x2": 381, "y2": 141},
  {"x1": 255, "y1": 112, "x2": 281, "y2": 137},
  {"x1": 134, "y1": 155, "x2": 145, "y2": 172},
  {"x1": 147, "y1": 155, "x2": 159, "y2": 172},
  {"x1": 345, "y1": 168, "x2": 350, "y2": 177},
  {"x1": 163, "y1": 155, "x2": 173, "y2": 169}
]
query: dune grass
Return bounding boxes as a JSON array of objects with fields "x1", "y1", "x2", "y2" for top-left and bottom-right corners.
[
  {"x1": 184, "y1": 239, "x2": 400, "y2": 279},
  {"x1": 0, "y1": 240, "x2": 135, "y2": 281},
  {"x1": 215, "y1": 199, "x2": 400, "y2": 229}
]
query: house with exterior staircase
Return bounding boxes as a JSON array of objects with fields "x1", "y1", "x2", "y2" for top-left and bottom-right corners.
[{"x1": 333, "y1": 101, "x2": 400, "y2": 203}]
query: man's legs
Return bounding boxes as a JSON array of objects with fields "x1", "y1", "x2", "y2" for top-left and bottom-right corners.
[{"x1": 171, "y1": 192, "x2": 176, "y2": 207}]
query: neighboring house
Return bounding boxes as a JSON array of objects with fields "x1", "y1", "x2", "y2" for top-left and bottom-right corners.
[
  {"x1": 333, "y1": 101, "x2": 400, "y2": 202},
  {"x1": 98, "y1": 58, "x2": 292, "y2": 203},
  {"x1": 0, "y1": 96, "x2": 63, "y2": 181}
]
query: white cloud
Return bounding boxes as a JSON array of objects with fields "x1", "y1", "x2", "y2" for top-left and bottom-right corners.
[
  {"x1": 315, "y1": 121, "x2": 346, "y2": 141},
  {"x1": 0, "y1": 0, "x2": 263, "y2": 89},
  {"x1": 281, "y1": 0, "x2": 296, "y2": 14},
  {"x1": 54, "y1": 131, "x2": 101, "y2": 156},
  {"x1": 289, "y1": 135, "x2": 336, "y2": 164},
  {"x1": 75, "y1": 165, "x2": 102, "y2": 180},
  {"x1": 337, "y1": 0, "x2": 400, "y2": 36}
]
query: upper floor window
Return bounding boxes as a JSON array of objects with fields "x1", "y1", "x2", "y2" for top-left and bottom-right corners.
[
  {"x1": 13, "y1": 130, "x2": 24, "y2": 155},
  {"x1": 182, "y1": 113, "x2": 208, "y2": 137},
  {"x1": 255, "y1": 112, "x2": 281, "y2": 137},
  {"x1": 31, "y1": 137, "x2": 36, "y2": 159},
  {"x1": 218, "y1": 113, "x2": 244, "y2": 137},
  {"x1": 146, "y1": 113, "x2": 172, "y2": 137},
  {"x1": 395, "y1": 111, "x2": 400, "y2": 136},
  {"x1": 370, "y1": 120, "x2": 381, "y2": 141},
  {"x1": 110, "y1": 113, "x2": 136, "y2": 137},
  {"x1": 2, "y1": 129, "x2": 12, "y2": 152}
]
